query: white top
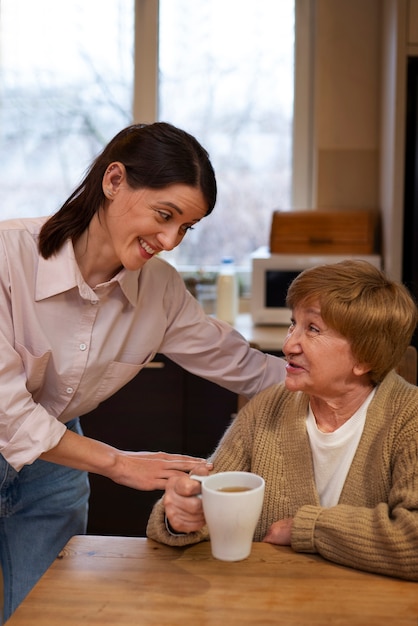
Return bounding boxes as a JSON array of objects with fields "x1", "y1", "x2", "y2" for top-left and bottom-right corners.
[
  {"x1": 0, "y1": 217, "x2": 286, "y2": 470},
  {"x1": 306, "y1": 389, "x2": 376, "y2": 507}
]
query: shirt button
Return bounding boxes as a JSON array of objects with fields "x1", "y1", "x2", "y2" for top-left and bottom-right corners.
[
  {"x1": 66, "y1": 387, "x2": 74, "y2": 394},
  {"x1": 79, "y1": 343, "x2": 87, "y2": 351}
]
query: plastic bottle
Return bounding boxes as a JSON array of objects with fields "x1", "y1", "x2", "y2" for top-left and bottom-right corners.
[{"x1": 216, "y1": 256, "x2": 238, "y2": 325}]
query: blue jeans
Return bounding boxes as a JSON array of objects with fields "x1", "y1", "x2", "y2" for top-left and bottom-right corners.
[{"x1": 0, "y1": 418, "x2": 90, "y2": 623}]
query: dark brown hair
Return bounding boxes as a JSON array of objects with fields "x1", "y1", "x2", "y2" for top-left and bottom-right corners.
[
  {"x1": 38, "y1": 122, "x2": 217, "y2": 258},
  {"x1": 286, "y1": 260, "x2": 418, "y2": 384}
]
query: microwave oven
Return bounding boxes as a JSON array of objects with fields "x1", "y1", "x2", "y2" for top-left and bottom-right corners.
[{"x1": 250, "y1": 248, "x2": 382, "y2": 326}]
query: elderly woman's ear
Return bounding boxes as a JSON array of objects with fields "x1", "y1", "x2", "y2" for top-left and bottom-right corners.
[{"x1": 353, "y1": 362, "x2": 372, "y2": 377}]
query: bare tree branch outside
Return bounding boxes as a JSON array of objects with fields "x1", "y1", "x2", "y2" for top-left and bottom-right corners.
[{"x1": 0, "y1": 0, "x2": 294, "y2": 268}]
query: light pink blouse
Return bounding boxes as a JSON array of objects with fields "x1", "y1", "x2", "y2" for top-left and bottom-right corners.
[{"x1": 0, "y1": 217, "x2": 285, "y2": 470}]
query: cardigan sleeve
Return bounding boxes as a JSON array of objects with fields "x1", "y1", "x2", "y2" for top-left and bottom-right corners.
[
  {"x1": 146, "y1": 497, "x2": 209, "y2": 547},
  {"x1": 291, "y1": 415, "x2": 418, "y2": 581},
  {"x1": 146, "y1": 395, "x2": 258, "y2": 546}
]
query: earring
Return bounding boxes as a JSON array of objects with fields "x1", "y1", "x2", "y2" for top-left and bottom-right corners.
[{"x1": 106, "y1": 188, "x2": 113, "y2": 198}]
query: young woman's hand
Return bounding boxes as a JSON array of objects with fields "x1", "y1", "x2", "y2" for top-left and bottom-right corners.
[
  {"x1": 40, "y1": 429, "x2": 212, "y2": 491},
  {"x1": 112, "y1": 451, "x2": 212, "y2": 491}
]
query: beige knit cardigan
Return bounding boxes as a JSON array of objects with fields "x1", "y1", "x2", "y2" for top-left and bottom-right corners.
[{"x1": 147, "y1": 370, "x2": 418, "y2": 580}]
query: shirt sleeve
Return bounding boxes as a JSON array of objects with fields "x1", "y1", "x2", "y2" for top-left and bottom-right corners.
[
  {"x1": 157, "y1": 265, "x2": 286, "y2": 398},
  {"x1": 0, "y1": 234, "x2": 66, "y2": 470}
]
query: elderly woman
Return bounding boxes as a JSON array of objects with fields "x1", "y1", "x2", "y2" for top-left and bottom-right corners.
[{"x1": 147, "y1": 260, "x2": 418, "y2": 580}]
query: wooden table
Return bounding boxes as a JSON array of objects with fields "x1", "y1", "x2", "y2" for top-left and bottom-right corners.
[{"x1": 7, "y1": 536, "x2": 418, "y2": 626}]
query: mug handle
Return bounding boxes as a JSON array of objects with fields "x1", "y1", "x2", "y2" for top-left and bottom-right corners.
[
  {"x1": 189, "y1": 474, "x2": 205, "y2": 483},
  {"x1": 189, "y1": 474, "x2": 204, "y2": 498}
]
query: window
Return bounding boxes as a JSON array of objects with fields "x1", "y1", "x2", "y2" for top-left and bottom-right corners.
[
  {"x1": 0, "y1": 0, "x2": 133, "y2": 219},
  {"x1": 0, "y1": 0, "x2": 298, "y2": 269},
  {"x1": 158, "y1": 0, "x2": 295, "y2": 267}
]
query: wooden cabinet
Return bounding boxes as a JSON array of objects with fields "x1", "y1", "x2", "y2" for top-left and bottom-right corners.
[
  {"x1": 81, "y1": 355, "x2": 237, "y2": 536},
  {"x1": 409, "y1": 0, "x2": 418, "y2": 45}
]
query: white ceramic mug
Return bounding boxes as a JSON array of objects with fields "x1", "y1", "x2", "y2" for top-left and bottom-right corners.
[{"x1": 190, "y1": 471, "x2": 265, "y2": 562}]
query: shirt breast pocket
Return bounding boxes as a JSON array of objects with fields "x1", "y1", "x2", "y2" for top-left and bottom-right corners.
[{"x1": 93, "y1": 355, "x2": 155, "y2": 404}]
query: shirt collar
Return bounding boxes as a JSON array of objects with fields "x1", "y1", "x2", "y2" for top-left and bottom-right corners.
[{"x1": 35, "y1": 239, "x2": 140, "y2": 306}]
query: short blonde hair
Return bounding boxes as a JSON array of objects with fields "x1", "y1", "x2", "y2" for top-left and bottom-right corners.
[{"x1": 286, "y1": 260, "x2": 418, "y2": 384}]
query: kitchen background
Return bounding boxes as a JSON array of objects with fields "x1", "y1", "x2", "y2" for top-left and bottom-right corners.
[{"x1": 0, "y1": 0, "x2": 416, "y2": 536}]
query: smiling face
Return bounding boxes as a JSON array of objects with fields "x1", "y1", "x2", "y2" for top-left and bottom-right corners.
[
  {"x1": 282, "y1": 300, "x2": 370, "y2": 399},
  {"x1": 99, "y1": 163, "x2": 208, "y2": 272}
]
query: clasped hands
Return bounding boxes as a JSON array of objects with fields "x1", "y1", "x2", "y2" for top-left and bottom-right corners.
[{"x1": 163, "y1": 467, "x2": 293, "y2": 545}]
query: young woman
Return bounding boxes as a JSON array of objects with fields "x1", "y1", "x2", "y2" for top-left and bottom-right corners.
[{"x1": 0, "y1": 122, "x2": 286, "y2": 622}]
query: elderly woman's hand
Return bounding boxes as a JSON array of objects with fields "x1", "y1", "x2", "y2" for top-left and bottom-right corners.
[
  {"x1": 163, "y1": 467, "x2": 210, "y2": 533},
  {"x1": 262, "y1": 518, "x2": 293, "y2": 545}
]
